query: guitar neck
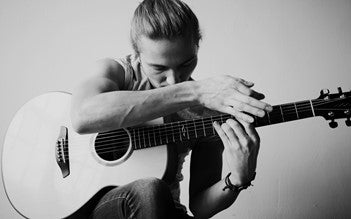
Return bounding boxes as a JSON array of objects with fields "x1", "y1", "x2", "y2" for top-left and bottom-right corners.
[
  {"x1": 254, "y1": 99, "x2": 316, "y2": 127},
  {"x1": 127, "y1": 99, "x2": 318, "y2": 149}
]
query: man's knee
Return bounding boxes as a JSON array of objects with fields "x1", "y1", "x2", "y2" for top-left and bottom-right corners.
[{"x1": 132, "y1": 177, "x2": 171, "y2": 201}]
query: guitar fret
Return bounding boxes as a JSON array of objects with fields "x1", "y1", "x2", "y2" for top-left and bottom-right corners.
[
  {"x1": 210, "y1": 116, "x2": 215, "y2": 135},
  {"x1": 193, "y1": 119, "x2": 198, "y2": 138},
  {"x1": 142, "y1": 127, "x2": 146, "y2": 148},
  {"x1": 279, "y1": 105, "x2": 285, "y2": 122},
  {"x1": 202, "y1": 118, "x2": 206, "y2": 136},
  {"x1": 294, "y1": 102, "x2": 299, "y2": 119},
  {"x1": 147, "y1": 127, "x2": 151, "y2": 147},
  {"x1": 133, "y1": 129, "x2": 136, "y2": 149},
  {"x1": 171, "y1": 123, "x2": 175, "y2": 142},
  {"x1": 158, "y1": 125, "x2": 162, "y2": 145},
  {"x1": 220, "y1": 114, "x2": 224, "y2": 123},
  {"x1": 139, "y1": 127, "x2": 142, "y2": 148},
  {"x1": 186, "y1": 121, "x2": 190, "y2": 140},
  {"x1": 178, "y1": 121, "x2": 182, "y2": 141},
  {"x1": 165, "y1": 124, "x2": 169, "y2": 143},
  {"x1": 267, "y1": 111, "x2": 271, "y2": 124},
  {"x1": 153, "y1": 126, "x2": 157, "y2": 146},
  {"x1": 310, "y1": 100, "x2": 315, "y2": 117},
  {"x1": 258, "y1": 113, "x2": 270, "y2": 126},
  {"x1": 254, "y1": 116, "x2": 258, "y2": 126}
]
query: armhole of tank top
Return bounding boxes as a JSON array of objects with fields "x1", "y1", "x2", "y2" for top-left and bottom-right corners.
[{"x1": 116, "y1": 58, "x2": 133, "y2": 90}]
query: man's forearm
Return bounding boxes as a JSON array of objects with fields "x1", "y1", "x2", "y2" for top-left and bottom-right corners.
[
  {"x1": 190, "y1": 178, "x2": 241, "y2": 218},
  {"x1": 72, "y1": 81, "x2": 198, "y2": 133}
]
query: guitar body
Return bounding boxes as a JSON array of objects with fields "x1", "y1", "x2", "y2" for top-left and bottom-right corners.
[
  {"x1": 3, "y1": 88, "x2": 350, "y2": 218},
  {"x1": 2, "y1": 92, "x2": 168, "y2": 218}
]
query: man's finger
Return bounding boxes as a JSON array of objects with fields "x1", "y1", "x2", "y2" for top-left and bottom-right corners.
[
  {"x1": 226, "y1": 119, "x2": 250, "y2": 150},
  {"x1": 240, "y1": 119, "x2": 260, "y2": 145},
  {"x1": 221, "y1": 122, "x2": 239, "y2": 147},
  {"x1": 213, "y1": 121, "x2": 229, "y2": 146},
  {"x1": 232, "y1": 92, "x2": 272, "y2": 112},
  {"x1": 222, "y1": 106, "x2": 254, "y2": 123},
  {"x1": 226, "y1": 99, "x2": 266, "y2": 118}
]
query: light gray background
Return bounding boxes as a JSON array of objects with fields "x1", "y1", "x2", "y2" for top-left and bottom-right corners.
[{"x1": 1, "y1": 0, "x2": 351, "y2": 218}]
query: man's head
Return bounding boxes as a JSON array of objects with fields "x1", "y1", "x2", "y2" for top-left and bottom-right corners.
[
  {"x1": 130, "y1": 0, "x2": 201, "y2": 54},
  {"x1": 130, "y1": 0, "x2": 201, "y2": 87}
]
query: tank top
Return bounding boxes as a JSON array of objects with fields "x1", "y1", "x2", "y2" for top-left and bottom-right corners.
[{"x1": 116, "y1": 54, "x2": 190, "y2": 212}]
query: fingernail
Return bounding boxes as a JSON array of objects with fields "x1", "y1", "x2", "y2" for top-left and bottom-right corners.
[
  {"x1": 266, "y1": 105, "x2": 273, "y2": 111},
  {"x1": 258, "y1": 111, "x2": 265, "y2": 117},
  {"x1": 245, "y1": 80, "x2": 254, "y2": 86}
]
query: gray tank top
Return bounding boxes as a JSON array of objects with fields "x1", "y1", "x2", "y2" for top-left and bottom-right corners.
[{"x1": 116, "y1": 54, "x2": 190, "y2": 212}]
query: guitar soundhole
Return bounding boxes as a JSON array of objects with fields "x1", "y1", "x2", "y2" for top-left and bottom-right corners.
[{"x1": 94, "y1": 129, "x2": 131, "y2": 161}]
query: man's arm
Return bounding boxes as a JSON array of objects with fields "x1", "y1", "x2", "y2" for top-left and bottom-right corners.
[
  {"x1": 71, "y1": 58, "x2": 198, "y2": 133},
  {"x1": 71, "y1": 58, "x2": 271, "y2": 134},
  {"x1": 189, "y1": 119, "x2": 259, "y2": 218},
  {"x1": 189, "y1": 138, "x2": 239, "y2": 218}
]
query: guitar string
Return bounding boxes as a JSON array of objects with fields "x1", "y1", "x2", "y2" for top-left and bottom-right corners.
[
  {"x1": 59, "y1": 101, "x2": 348, "y2": 155},
  {"x1": 61, "y1": 107, "x2": 346, "y2": 160},
  {"x1": 67, "y1": 101, "x2": 318, "y2": 144},
  {"x1": 61, "y1": 118, "x2": 349, "y2": 158},
  {"x1": 64, "y1": 101, "x2": 345, "y2": 148},
  {"x1": 58, "y1": 98, "x2": 348, "y2": 155},
  {"x1": 62, "y1": 103, "x2": 314, "y2": 149},
  {"x1": 59, "y1": 106, "x2": 348, "y2": 157},
  {"x1": 92, "y1": 97, "x2": 347, "y2": 141},
  {"x1": 61, "y1": 98, "x2": 343, "y2": 146}
]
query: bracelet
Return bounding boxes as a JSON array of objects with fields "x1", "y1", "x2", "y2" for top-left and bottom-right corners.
[{"x1": 222, "y1": 172, "x2": 255, "y2": 192}]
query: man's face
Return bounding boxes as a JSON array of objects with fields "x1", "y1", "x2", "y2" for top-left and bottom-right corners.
[{"x1": 138, "y1": 35, "x2": 198, "y2": 88}]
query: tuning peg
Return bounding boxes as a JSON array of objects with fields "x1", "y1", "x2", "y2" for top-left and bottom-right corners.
[
  {"x1": 346, "y1": 119, "x2": 351, "y2": 127},
  {"x1": 338, "y1": 87, "x2": 343, "y2": 94},
  {"x1": 327, "y1": 111, "x2": 338, "y2": 128},
  {"x1": 337, "y1": 87, "x2": 347, "y2": 98},
  {"x1": 345, "y1": 110, "x2": 351, "y2": 127},
  {"x1": 320, "y1": 89, "x2": 330, "y2": 96},
  {"x1": 320, "y1": 89, "x2": 330, "y2": 99},
  {"x1": 329, "y1": 120, "x2": 338, "y2": 128}
]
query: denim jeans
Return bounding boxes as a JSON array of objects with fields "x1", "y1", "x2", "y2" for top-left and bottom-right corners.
[{"x1": 90, "y1": 177, "x2": 193, "y2": 219}]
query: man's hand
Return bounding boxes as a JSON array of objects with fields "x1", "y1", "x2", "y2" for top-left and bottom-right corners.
[
  {"x1": 213, "y1": 119, "x2": 259, "y2": 186},
  {"x1": 196, "y1": 75, "x2": 272, "y2": 123}
]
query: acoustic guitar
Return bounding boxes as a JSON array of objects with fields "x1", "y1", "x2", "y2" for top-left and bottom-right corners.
[{"x1": 2, "y1": 88, "x2": 350, "y2": 218}]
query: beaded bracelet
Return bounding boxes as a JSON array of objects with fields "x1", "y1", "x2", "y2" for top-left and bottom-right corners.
[{"x1": 222, "y1": 172, "x2": 255, "y2": 192}]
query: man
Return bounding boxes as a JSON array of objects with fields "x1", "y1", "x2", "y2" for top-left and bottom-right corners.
[{"x1": 71, "y1": 0, "x2": 272, "y2": 218}]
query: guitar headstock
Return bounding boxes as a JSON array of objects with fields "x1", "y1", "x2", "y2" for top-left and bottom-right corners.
[{"x1": 314, "y1": 87, "x2": 351, "y2": 128}]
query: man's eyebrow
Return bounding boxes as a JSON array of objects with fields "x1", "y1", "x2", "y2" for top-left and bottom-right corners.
[{"x1": 148, "y1": 55, "x2": 196, "y2": 67}]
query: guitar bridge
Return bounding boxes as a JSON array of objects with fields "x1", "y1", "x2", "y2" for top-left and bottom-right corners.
[{"x1": 55, "y1": 126, "x2": 70, "y2": 178}]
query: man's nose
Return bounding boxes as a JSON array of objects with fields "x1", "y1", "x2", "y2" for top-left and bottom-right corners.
[{"x1": 166, "y1": 70, "x2": 180, "y2": 85}]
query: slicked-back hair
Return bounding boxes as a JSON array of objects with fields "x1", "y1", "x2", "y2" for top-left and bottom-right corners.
[{"x1": 130, "y1": 0, "x2": 202, "y2": 54}]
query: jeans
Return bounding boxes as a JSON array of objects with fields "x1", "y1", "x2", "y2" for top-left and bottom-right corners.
[{"x1": 90, "y1": 177, "x2": 193, "y2": 219}]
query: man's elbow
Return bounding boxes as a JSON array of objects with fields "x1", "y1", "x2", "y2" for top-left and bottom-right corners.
[
  {"x1": 71, "y1": 113, "x2": 91, "y2": 134},
  {"x1": 189, "y1": 201, "x2": 210, "y2": 219},
  {"x1": 70, "y1": 104, "x2": 97, "y2": 134}
]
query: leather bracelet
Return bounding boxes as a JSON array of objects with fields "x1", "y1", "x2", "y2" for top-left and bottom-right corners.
[{"x1": 222, "y1": 172, "x2": 255, "y2": 192}]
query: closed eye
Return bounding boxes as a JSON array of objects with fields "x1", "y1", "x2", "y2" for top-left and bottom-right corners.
[
  {"x1": 152, "y1": 65, "x2": 167, "y2": 72},
  {"x1": 180, "y1": 56, "x2": 196, "y2": 67}
]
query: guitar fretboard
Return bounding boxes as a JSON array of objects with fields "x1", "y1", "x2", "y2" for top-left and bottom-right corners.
[{"x1": 128, "y1": 100, "x2": 316, "y2": 150}]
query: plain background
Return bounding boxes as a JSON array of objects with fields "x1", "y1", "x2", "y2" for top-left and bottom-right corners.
[{"x1": 1, "y1": 0, "x2": 351, "y2": 218}]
